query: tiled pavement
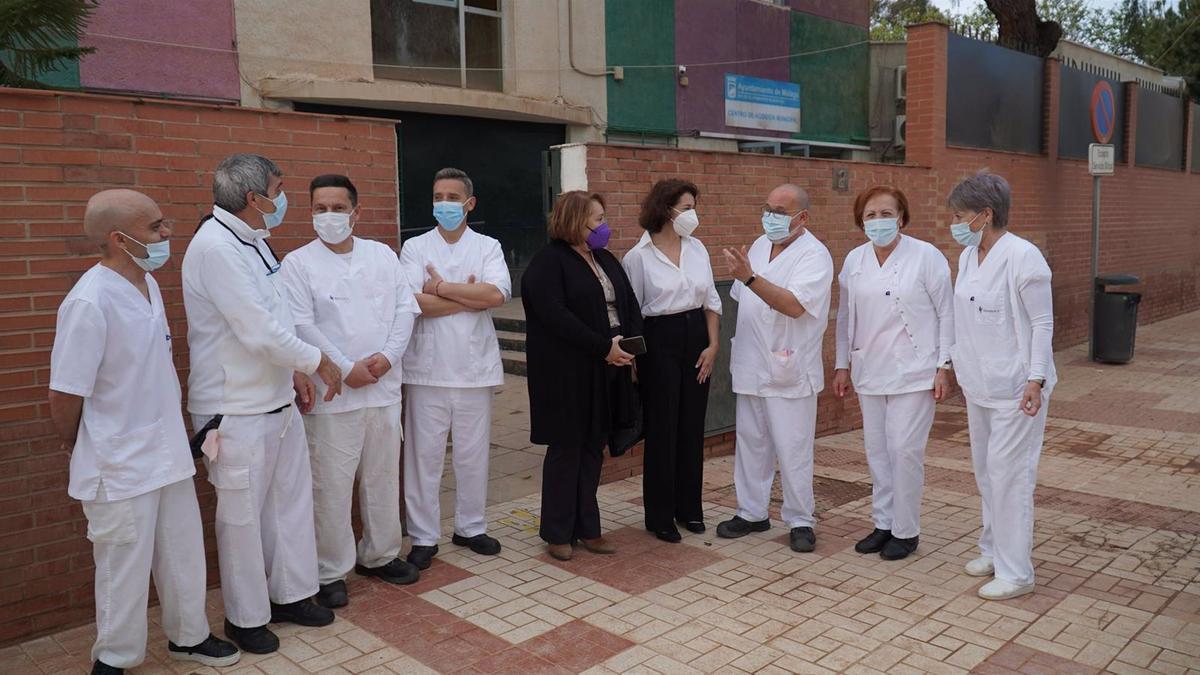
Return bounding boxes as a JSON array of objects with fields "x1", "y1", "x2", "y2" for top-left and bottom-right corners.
[{"x1": 5, "y1": 312, "x2": 1200, "y2": 674}]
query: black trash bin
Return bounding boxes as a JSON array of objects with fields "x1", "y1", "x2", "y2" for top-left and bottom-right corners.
[{"x1": 1093, "y1": 274, "x2": 1141, "y2": 363}]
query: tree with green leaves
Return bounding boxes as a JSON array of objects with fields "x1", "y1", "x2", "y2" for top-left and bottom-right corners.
[
  {"x1": 870, "y1": 0, "x2": 952, "y2": 41},
  {"x1": 0, "y1": 0, "x2": 96, "y2": 88},
  {"x1": 1117, "y1": 0, "x2": 1200, "y2": 95}
]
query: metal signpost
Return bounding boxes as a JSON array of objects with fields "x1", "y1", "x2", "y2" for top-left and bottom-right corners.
[{"x1": 1088, "y1": 142, "x2": 1115, "y2": 360}]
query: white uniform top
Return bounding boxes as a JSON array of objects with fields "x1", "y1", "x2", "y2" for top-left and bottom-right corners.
[
  {"x1": 835, "y1": 235, "x2": 953, "y2": 395},
  {"x1": 951, "y1": 231, "x2": 1057, "y2": 409},
  {"x1": 50, "y1": 266, "x2": 195, "y2": 502},
  {"x1": 280, "y1": 237, "x2": 420, "y2": 414},
  {"x1": 183, "y1": 206, "x2": 321, "y2": 415},
  {"x1": 729, "y1": 230, "x2": 834, "y2": 399},
  {"x1": 621, "y1": 231, "x2": 722, "y2": 316},
  {"x1": 399, "y1": 227, "x2": 511, "y2": 388}
]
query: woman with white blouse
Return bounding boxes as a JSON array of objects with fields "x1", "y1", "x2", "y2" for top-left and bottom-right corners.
[
  {"x1": 833, "y1": 186, "x2": 953, "y2": 562},
  {"x1": 622, "y1": 179, "x2": 722, "y2": 543},
  {"x1": 947, "y1": 172, "x2": 1056, "y2": 601}
]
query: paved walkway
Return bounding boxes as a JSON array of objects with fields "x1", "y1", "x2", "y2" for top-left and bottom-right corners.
[{"x1": 5, "y1": 312, "x2": 1200, "y2": 674}]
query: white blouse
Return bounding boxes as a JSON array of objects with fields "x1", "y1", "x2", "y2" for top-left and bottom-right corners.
[{"x1": 621, "y1": 232, "x2": 722, "y2": 317}]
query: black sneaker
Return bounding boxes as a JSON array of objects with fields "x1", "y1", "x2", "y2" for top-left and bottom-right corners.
[
  {"x1": 91, "y1": 662, "x2": 123, "y2": 675},
  {"x1": 854, "y1": 528, "x2": 892, "y2": 554},
  {"x1": 316, "y1": 580, "x2": 349, "y2": 608},
  {"x1": 168, "y1": 634, "x2": 241, "y2": 667},
  {"x1": 452, "y1": 533, "x2": 502, "y2": 555},
  {"x1": 270, "y1": 598, "x2": 335, "y2": 627},
  {"x1": 648, "y1": 525, "x2": 682, "y2": 543},
  {"x1": 715, "y1": 516, "x2": 771, "y2": 539},
  {"x1": 223, "y1": 619, "x2": 279, "y2": 655},
  {"x1": 789, "y1": 527, "x2": 816, "y2": 553},
  {"x1": 357, "y1": 558, "x2": 420, "y2": 585},
  {"x1": 677, "y1": 519, "x2": 706, "y2": 534},
  {"x1": 407, "y1": 544, "x2": 438, "y2": 570},
  {"x1": 880, "y1": 535, "x2": 919, "y2": 561}
]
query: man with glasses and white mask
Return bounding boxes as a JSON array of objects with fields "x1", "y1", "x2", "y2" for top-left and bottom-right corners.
[
  {"x1": 183, "y1": 154, "x2": 344, "y2": 655},
  {"x1": 716, "y1": 184, "x2": 834, "y2": 554},
  {"x1": 280, "y1": 174, "x2": 422, "y2": 610},
  {"x1": 50, "y1": 190, "x2": 240, "y2": 675}
]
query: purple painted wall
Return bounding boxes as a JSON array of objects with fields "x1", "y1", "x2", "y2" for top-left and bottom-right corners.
[
  {"x1": 675, "y1": 0, "x2": 791, "y2": 137},
  {"x1": 78, "y1": 0, "x2": 240, "y2": 101},
  {"x1": 788, "y1": 0, "x2": 870, "y2": 28}
]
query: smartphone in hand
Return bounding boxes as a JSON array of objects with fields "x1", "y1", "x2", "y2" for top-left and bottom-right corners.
[{"x1": 618, "y1": 336, "x2": 647, "y2": 356}]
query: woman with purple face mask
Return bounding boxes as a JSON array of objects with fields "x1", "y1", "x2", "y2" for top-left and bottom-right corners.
[{"x1": 520, "y1": 191, "x2": 643, "y2": 562}]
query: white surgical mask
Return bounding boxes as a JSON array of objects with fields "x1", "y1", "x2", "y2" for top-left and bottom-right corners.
[
  {"x1": 950, "y1": 212, "x2": 984, "y2": 247},
  {"x1": 762, "y1": 211, "x2": 800, "y2": 242},
  {"x1": 863, "y1": 217, "x2": 899, "y2": 247},
  {"x1": 313, "y1": 211, "x2": 353, "y2": 244},
  {"x1": 119, "y1": 232, "x2": 170, "y2": 271},
  {"x1": 672, "y1": 208, "x2": 699, "y2": 238}
]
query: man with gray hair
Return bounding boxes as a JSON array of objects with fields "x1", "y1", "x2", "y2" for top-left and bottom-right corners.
[
  {"x1": 183, "y1": 153, "x2": 344, "y2": 654},
  {"x1": 716, "y1": 183, "x2": 834, "y2": 554}
]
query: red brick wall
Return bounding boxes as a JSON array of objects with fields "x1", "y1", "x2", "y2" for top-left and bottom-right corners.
[{"x1": 0, "y1": 89, "x2": 398, "y2": 644}]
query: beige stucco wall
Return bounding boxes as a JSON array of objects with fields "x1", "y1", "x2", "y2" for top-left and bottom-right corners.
[{"x1": 234, "y1": 0, "x2": 607, "y2": 138}]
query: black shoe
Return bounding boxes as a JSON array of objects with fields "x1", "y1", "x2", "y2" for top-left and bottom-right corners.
[
  {"x1": 880, "y1": 535, "x2": 919, "y2": 561},
  {"x1": 452, "y1": 532, "x2": 502, "y2": 555},
  {"x1": 223, "y1": 619, "x2": 279, "y2": 655},
  {"x1": 357, "y1": 558, "x2": 420, "y2": 585},
  {"x1": 789, "y1": 527, "x2": 816, "y2": 553},
  {"x1": 649, "y1": 525, "x2": 682, "y2": 543},
  {"x1": 715, "y1": 516, "x2": 771, "y2": 539},
  {"x1": 407, "y1": 544, "x2": 438, "y2": 570},
  {"x1": 316, "y1": 580, "x2": 349, "y2": 608},
  {"x1": 168, "y1": 633, "x2": 241, "y2": 667},
  {"x1": 91, "y1": 662, "x2": 123, "y2": 675},
  {"x1": 270, "y1": 598, "x2": 335, "y2": 627},
  {"x1": 855, "y1": 528, "x2": 892, "y2": 554},
  {"x1": 677, "y1": 519, "x2": 706, "y2": 534}
]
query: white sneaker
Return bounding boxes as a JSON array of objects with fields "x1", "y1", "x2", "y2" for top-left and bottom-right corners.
[
  {"x1": 964, "y1": 556, "x2": 994, "y2": 577},
  {"x1": 978, "y1": 578, "x2": 1035, "y2": 601}
]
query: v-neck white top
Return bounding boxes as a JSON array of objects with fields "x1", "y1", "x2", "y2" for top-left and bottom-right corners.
[{"x1": 621, "y1": 231, "x2": 722, "y2": 317}]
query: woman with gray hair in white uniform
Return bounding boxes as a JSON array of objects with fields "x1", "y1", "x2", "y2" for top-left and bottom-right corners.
[{"x1": 947, "y1": 172, "x2": 1056, "y2": 601}]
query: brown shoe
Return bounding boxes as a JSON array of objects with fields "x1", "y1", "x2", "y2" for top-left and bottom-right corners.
[
  {"x1": 547, "y1": 544, "x2": 573, "y2": 561},
  {"x1": 580, "y1": 537, "x2": 616, "y2": 554}
]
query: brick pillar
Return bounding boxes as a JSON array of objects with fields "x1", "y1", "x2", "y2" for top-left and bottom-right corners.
[
  {"x1": 904, "y1": 22, "x2": 949, "y2": 168},
  {"x1": 1185, "y1": 99, "x2": 1196, "y2": 173},
  {"x1": 1124, "y1": 81, "x2": 1139, "y2": 168},
  {"x1": 1043, "y1": 57, "x2": 1060, "y2": 160}
]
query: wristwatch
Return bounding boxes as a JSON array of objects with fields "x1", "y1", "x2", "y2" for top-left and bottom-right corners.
[{"x1": 745, "y1": 274, "x2": 757, "y2": 287}]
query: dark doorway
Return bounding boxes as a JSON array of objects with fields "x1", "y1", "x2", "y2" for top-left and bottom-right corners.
[{"x1": 295, "y1": 104, "x2": 565, "y2": 294}]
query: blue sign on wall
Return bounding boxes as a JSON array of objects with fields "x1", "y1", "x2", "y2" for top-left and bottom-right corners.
[{"x1": 724, "y1": 73, "x2": 802, "y2": 133}]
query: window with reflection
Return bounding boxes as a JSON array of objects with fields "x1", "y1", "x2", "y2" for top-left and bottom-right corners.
[{"x1": 371, "y1": 0, "x2": 503, "y2": 91}]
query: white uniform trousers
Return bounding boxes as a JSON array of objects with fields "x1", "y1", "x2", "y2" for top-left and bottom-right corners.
[
  {"x1": 859, "y1": 391, "x2": 936, "y2": 539},
  {"x1": 197, "y1": 409, "x2": 320, "y2": 628},
  {"x1": 733, "y1": 394, "x2": 818, "y2": 528},
  {"x1": 305, "y1": 403, "x2": 404, "y2": 584},
  {"x1": 966, "y1": 395, "x2": 1049, "y2": 586},
  {"x1": 83, "y1": 478, "x2": 210, "y2": 669},
  {"x1": 404, "y1": 385, "x2": 492, "y2": 547}
]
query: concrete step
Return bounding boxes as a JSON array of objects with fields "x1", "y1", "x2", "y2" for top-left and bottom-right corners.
[
  {"x1": 496, "y1": 330, "x2": 526, "y2": 353},
  {"x1": 501, "y1": 349, "x2": 527, "y2": 377},
  {"x1": 493, "y1": 316, "x2": 527, "y2": 333}
]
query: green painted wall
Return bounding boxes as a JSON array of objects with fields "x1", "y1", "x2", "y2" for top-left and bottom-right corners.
[
  {"x1": 1, "y1": 33, "x2": 81, "y2": 89},
  {"x1": 605, "y1": 0, "x2": 676, "y2": 136},
  {"x1": 789, "y1": 13, "x2": 869, "y2": 145}
]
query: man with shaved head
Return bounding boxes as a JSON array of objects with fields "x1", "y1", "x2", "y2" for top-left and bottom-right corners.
[
  {"x1": 49, "y1": 190, "x2": 240, "y2": 674},
  {"x1": 716, "y1": 183, "x2": 834, "y2": 553}
]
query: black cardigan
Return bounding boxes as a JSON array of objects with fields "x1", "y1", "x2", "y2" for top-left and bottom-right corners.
[{"x1": 520, "y1": 240, "x2": 643, "y2": 449}]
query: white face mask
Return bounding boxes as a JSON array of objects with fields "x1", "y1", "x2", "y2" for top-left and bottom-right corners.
[
  {"x1": 313, "y1": 211, "x2": 353, "y2": 244},
  {"x1": 672, "y1": 208, "x2": 699, "y2": 238}
]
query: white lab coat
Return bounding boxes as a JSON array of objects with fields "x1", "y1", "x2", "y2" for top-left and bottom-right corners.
[
  {"x1": 952, "y1": 230, "x2": 1055, "y2": 586},
  {"x1": 183, "y1": 206, "x2": 321, "y2": 415},
  {"x1": 280, "y1": 236, "x2": 419, "y2": 583},
  {"x1": 50, "y1": 266, "x2": 209, "y2": 668},
  {"x1": 399, "y1": 227, "x2": 510, "y2": 388},
  {"x1": 621, "y1": 231, "x2": 722, "y2": 316},
  {"x1": 729, "y1": 231, "x2": 833, "y2": 529},
  {"x1": 835, "y1": 235, "x2": 953, "y2": 395}
]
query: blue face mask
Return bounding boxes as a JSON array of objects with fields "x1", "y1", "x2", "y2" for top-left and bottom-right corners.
[
  {"x1": 256, "y1": 191, "x2": 288, "y2": 230},
  {"x1": 433, "y1": 201, "x2": 466, "y2": 231},
  {"x1": 950, "y1": 212, "x2": 984, "y2": 247},
  {"x1": 119, "y1": 232, "x2": 170, "y2": 271},
  {"x1": 863, "y1": 217, "x2": 899, "y2": 247},
  {"x1": 761, "y1": 211, "x2": 798, "y2": 242}
]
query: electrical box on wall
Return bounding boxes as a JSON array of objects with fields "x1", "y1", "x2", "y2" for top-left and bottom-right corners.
[{"x1": 894, "y1": 115, "x2": 907, "y2": 148}]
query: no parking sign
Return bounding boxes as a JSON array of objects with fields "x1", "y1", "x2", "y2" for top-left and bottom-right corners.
[{"x1": 1091, "y1": 81, "x2": 1116, "y2": 144}]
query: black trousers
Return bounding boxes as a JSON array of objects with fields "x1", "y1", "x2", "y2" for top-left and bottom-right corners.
[
  {"x1": 640, "y1": 308, "x2": 710, "y2": 531},
  {"x1": 539, "y1": 435, "x2": 605, "y2": 545}
]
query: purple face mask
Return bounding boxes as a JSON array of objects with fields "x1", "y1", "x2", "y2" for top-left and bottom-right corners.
[{"x1": 586, "y1": 221, "x2": 611, "y2": 250}]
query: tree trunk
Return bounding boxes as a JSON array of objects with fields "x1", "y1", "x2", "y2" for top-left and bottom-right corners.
[{"x1": 984, "y1": 0, "x2": 1063, "y2": 56}]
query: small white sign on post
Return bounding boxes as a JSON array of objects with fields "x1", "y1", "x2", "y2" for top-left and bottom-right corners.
[{"x1": 1089, "y1": 143, "x2": 1115, "y2": 175}]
